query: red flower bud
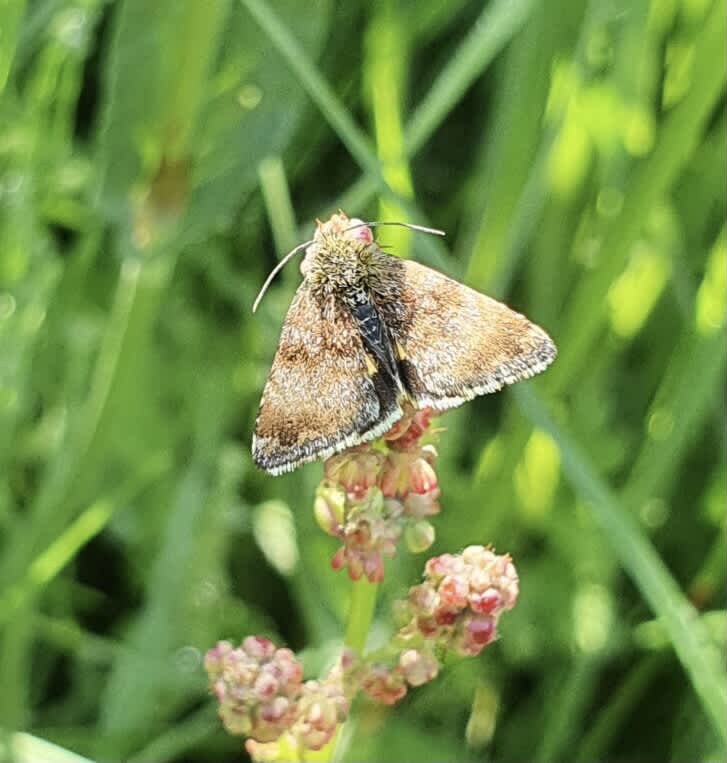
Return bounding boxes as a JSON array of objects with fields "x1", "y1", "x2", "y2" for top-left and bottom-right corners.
[{"x1": 469, "y1": 588, "x2": 502, "y2": 615}]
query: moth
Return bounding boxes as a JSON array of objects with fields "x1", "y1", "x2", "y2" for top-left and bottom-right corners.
[{"x1": 252, "y1": 212, "x2": 556, "y2": 475}]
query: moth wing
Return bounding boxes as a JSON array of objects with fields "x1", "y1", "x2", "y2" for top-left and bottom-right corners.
[
  {"x1": 387, "y1": 259, "x2": 556, "y2": 411},
  {"x1": 253, "y1": 283, "x2": 402, "y2": 475}
]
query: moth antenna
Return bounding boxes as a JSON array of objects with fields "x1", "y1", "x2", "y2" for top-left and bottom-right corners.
[
  {"x1": 345, "y1": 220, "x2": 446, "y2": 237},
  {"x1": 252, "y1": 239, "x2": 315, "y2": 313}
]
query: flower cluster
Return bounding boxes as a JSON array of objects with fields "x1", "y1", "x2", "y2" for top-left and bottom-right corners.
[
  {"x1": 204, "y1": 637, "x2": 303, "y2": 742},
  {"x1": 351, "y1": 546, "x2": 519, "y2": 705},
  {"x1": 398, "y1": 546, "x2": 519, "y2": 656},
  {"x1": 314, "y1": 406, "x2": 440, "y2": 582},
  {"x1": 357, "y1": 646, "x2": 440, "y2": 705},
  {"x1": 205, "y1": 637, "x2": 348, "y2": 759},
  {"x1": 206, "y1": 549, "x2": 519, "y2": 760}
]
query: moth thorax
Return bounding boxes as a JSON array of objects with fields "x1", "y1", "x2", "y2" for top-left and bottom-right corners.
[{"x1": 307, "y1": 238, "x2": 378, "y2": 293}]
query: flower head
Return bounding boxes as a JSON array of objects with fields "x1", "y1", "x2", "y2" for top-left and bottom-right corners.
[
  {"x1": 294, "y1": 678, "x2": 348, "y2": 751},
  {"x1": 207, "y1": 638, "x2": 350, "y2": 761},
  {"x1": 316, "y1": 406, "x2": 439, "y2": 581},
  {"x1": 397, "y1": 546, "x2": 519, "y2": 656},
  {"x1": 204, "y1": 637, "x2": 302, "y2": 742}
]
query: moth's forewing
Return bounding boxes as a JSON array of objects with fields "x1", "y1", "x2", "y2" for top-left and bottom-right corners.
[
  {"x1": 379, "y1": 258, "x2": 557, "y2": 411},
  {"x1": 253, "y1": 283, "x2": 403, "y2": 475}
]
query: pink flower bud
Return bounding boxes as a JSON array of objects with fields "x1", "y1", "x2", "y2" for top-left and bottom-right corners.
[
  {"x1": 399, "y1": 649, "x2": 439, "y2": 687},
  {"x1": 363, "y1": 553, "x2": 385, "y2": 582},
  {"x1": 389, "y1": 408, "x2": 434, "y2": 450},
  {"x1": 462, "y1": 545, "x2": 496, "y2": 567},
  {"x1": 325, "y1": 452, "x2": 381, "y2": 501},
  {"x1": 254, "y1": 672, "x2": 279, "y2": 701},
  {"x1": 258, "y1": 695, "x2": 291, "y2": 723},
  {"x1": 204, "y1": 640, "x2": 233, "y2": 679},
  {"x1": 339, "y1": 648, "x2": 357, "y2": 673},
  {"x1": 242, "y1": 636, "x2": 277, "y2": 662},
  {"x1": 453, "y1": 615, "x2": 496, "y2": 656},
  {"x1": 294, "y1": 679, "x2": 348, "y2": 751},
  {"x1": 407, "y1": 457, "x2": 438, "y2": 495},
  {"x1": 360, "y1": 663, "x2": 407, "y2": 705},
  {"x1": 417, "y1": 616, "x2": 439, "y2": 638},
  {"x1": 438, "y1": 575, "x2": 469, "y2": 608},
  {"x1": 378, "y1": 454, "x2": 407, "y2": 498},
  {"x1": 434, "y1": 608, "x2": 457, "y2": 626},
  {"x1": 424, "y1": 554, "x2": 462, "y2": 582},
  {"x1": 466, "y1": 616, "x2": 496, "y2": 646},
  {"x1": 330, "y1": 547, "x2": 346, "y2": 572},
  {"x1": 404, "y1": 489, "x2": 440, "y2": 518},
  {"x1": 469, "y1": 588, "x2": 502, "y2": 615},
  {"x1": 408, "y1": 582, "x2": 437, "y2": 613}
]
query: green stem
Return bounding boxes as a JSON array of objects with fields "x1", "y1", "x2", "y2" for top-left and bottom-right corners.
[
  {"x1": 344, "y1": 579, "x2": 379, "y2": 654},
  {"x1": 320, "y1": 580, "x2": 379, "y2": 763}
]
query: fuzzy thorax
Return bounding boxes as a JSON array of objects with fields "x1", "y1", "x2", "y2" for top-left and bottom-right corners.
[
  {"x1": 304, "y1": 236, "x2": 388, "y2": 302},
  {"x1": 301, "y1": 212, "x2": 389, "y2": 304}
]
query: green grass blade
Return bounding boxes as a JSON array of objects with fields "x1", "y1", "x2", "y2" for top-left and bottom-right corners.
[
  {"x1": 0, "y1": 0, "x2": 27, "y2": 94},
  {"x1": 462, "y1": 0, "x2": 568, "y2": 290},
  {"x1": 240, "y1": 0, "x2": 386, "y2": 187},
  {"x1": 365, "y1": 0, "x2": 414, "y2": 254},
  {"x1": 127, "y1": 707, "x2": 219, "y2": 763},
  {"x1": 514, "y1": 385, "x2": 727, "y2": 746},
  {"x1": 405, "y1": 0, "x2": 537, "y2": 156},
  {"x1": 0, "y1": 454, "x2": 169, "y2": 626},
  {"x1": 2, "y1": 732, "x2": 94, "y2": 763},
  {"x1": 550, "y1": 0, "x2": 727, "y2": 390},
  {"x1": 258, "y1": 155, "x2": 299, "y2": 255},
  {"x1": 326, "y1": 0, "x2": 538, "y2": 226},
  {"x1": 574, "y1": 655, "x2": 662, "y2": 762},
  {"x1": 240, "y1": 0, "x2": 449, "y2": 267}
]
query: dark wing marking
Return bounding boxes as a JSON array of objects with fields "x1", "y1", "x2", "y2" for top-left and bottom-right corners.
[
  {"x1": 349, "y1": 297, "x2": 400, "y2": 382},
  {"x1": 253, "y1": 282, "x2": 403, "y2": 475}
]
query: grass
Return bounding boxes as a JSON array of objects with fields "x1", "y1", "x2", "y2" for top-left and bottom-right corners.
[{"x1": 0, "y1": 0, "x2": 724, "y2": 761}]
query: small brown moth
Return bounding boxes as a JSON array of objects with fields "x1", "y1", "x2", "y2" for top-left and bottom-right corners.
[{"x1": 252, "y1": 212, "x2": 556, "y2": 475}]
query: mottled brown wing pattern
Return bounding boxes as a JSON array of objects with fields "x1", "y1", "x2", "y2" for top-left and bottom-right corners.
[
  {"x1": 379, "y1": 259, "x2": 556, "y2": 411},
  {"x1": 253, "y1": 282, "x2": 403, "y2": 475}
]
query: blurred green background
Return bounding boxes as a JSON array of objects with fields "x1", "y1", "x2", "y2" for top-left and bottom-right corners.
[{"x1": 0, "y1": 0, "x2": 725, "y2": 761}]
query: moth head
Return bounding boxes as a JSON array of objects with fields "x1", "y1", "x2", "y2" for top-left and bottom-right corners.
[
  {"x1": 300, "y1": 212, "x2": 376, "y2": 281},
  {"x1": 251, "y1": 213, "x2": 444, "y2": 313}
]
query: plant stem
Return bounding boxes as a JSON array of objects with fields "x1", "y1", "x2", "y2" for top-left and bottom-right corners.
[
  {"x1": 321, "y1": 580, "x2": 379, "y2": 763},
  {"x1": 344, "y1": 579, "x2": 379, "y2": 654}
]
